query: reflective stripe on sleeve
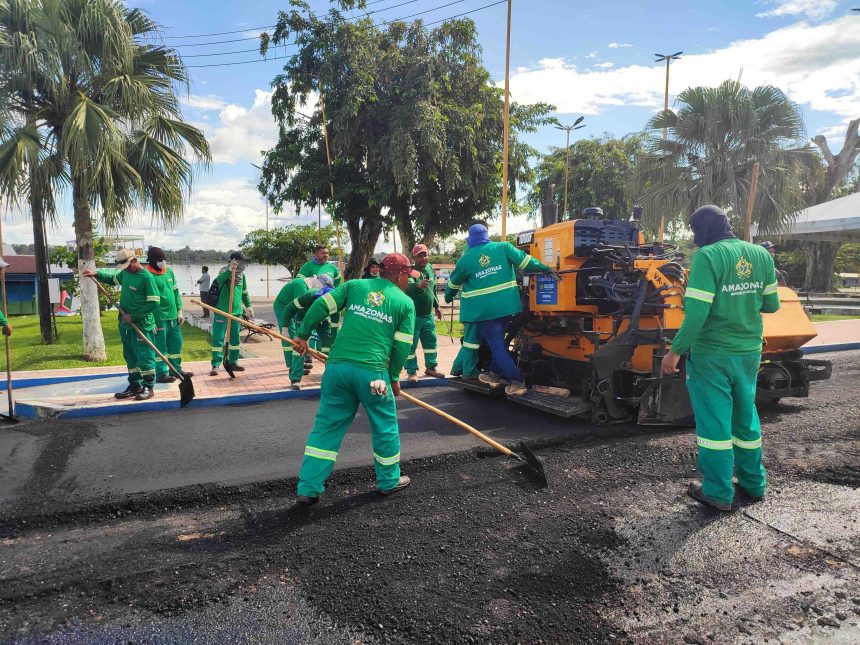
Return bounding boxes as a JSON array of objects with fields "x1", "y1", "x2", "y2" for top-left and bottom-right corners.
[
  {"x1": 147, "y1": 296, "x2": 161, "y2": 301},
  {"x1": 463, "y1": 341, "x2": 480, "y2": 349},
  {"x1": 685, "y1": 288, "x2": 715, "y2": 303},
  {"x1": 460, "y1": 280, "x2": 518, "y2": 299},
  {"x1": 373, "y1": 452, "x2": 400, "y2": 466},
  {"x1": 763, "y1": 282, "x2": 778, "y2": 296},
  {"x1": 697, "y1": 437, "x2": 733, "y2": 450},
  {"x1": 518, "y1": 255, "x2": 531, "y2": 270},
  {"x1": 394, "y1": 331, "x2": 413, "y2": 344},
  {"x1": 732, "y1": 437, "x2": 762, "y2": 450},
  {"x1": 293, "y1": 297, "x2": 304, "y2": 309},
  {"x1": 322, "y1": 293, "x2": 337, "y2": 315},
  {"x1": 447, "y1": 281, "x2": 460, "y2": 290},
  {"x1": 304, "y1": 445, "x2": 338, "y2": 461},
  {"x1": 406, "y1": 354, "x2": 416, "y2": 360}
]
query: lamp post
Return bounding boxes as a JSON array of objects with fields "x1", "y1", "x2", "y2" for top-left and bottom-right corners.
[
  {"x1": 654, "y1": 51, "x2": 683, "y2": 242},
  {"x1": 554, "y1": 117, "x2": 585, "y2": 220},
  {"x1": 250, "y1": 162, "x2": 270, "y2": 298}
]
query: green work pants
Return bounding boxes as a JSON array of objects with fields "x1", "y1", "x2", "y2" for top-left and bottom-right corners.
[
  {"x1": 686, "y1": 352, "x2": 767, "y2": 505},
  {"x1": 297, "y1": 362, "x2": 401, "y2": 498},
  {"x1": 211, "y1": 314, "x2": 241, "y2": 367},
  {"x1": 405, "y1": 314, "x2": 438, "y2": 374},
  {"x1": 120, "y1": 324, "x2": 156, "y2": 387},
  {"x1": 451, "y1": 322, "x2": 481, "y2": 378},
  {"x1": 153, "y1": 318, "x2": 183, "y2": 378}
]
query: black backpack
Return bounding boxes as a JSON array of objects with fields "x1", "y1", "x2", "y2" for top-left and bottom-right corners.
[{"x1": 204, "y1": 278, "x2": 220, "y2": 306}]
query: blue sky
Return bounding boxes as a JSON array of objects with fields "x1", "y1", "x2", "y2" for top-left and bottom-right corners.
[{"x1": 9, "y1": 0, "x2": 860, "y2": 250}]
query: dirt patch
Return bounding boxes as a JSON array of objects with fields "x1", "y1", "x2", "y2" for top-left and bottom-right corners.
[{"x1": 806, "y1": 464, "x2": 860, "y2": 488}]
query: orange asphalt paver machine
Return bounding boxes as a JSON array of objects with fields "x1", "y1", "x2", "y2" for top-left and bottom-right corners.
[{"x1": 449, "y1": 206, "x2": 831, "y2": 426}]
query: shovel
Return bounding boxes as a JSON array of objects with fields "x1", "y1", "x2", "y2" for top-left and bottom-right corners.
[
  {"x1": 92, "y1": 278, "x2": 195, "y2": 407},
  {"x1": 193, "y1": 298, "x2": 548, "y2": 486}
]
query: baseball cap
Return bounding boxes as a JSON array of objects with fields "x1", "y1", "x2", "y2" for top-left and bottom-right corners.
[
  {"x1": 114, "y1": 248, "x2": 137, "y2": 271},
  {"x1": 381, "y1": 253, "x2": 420, "y2": 278},
  {"x1": 411, "y1": 243, "x2": 429, "y2": 257}
]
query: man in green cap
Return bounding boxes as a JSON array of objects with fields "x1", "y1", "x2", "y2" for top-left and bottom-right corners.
[
  {"x1": 291, "y1": 252, "x2": 417, "y2": 508},
  {"x1": 209, "y1": 251, "x2": 253, "y2": 376},
  {"x1": 85, "y1": 250, "x2": 160, "y2": 400},
  {"x1": 404, "y1": 244, "x2": 444, "y2": 382},
  {"x1": 144, "y1": 246, "x2": 188, "y2": 383},
  {"x1": 662, "y1": 205, "x2": 780, "y2": 512}
]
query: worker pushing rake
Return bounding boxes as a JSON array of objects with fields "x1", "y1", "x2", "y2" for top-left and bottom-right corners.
[{"x1": 191, "y1": 255, "x2": 547, "y2": 506}]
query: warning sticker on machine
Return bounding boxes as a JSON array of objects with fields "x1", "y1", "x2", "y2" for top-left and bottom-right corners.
[
  {"x1": 543, "y1": 237, "x2": 554, "y2": 264},
  {"x1": 536, "y1": 274, "x2": 558, "y2": 305}
]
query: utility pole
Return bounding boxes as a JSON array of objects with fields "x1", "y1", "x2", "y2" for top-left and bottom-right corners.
[
  {"x1": 500, "y1": 0, "x2": 512, "y2": 241},
  {"x1": 654, "y1": 51, "x2": 683, "y2": 242},
  {"x1": 554, "y1": 117, "x2": 585, "y2": 220}
]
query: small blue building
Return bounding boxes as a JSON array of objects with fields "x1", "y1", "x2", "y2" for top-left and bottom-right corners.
[{"x1": 2, "y1": 255, "x2": 74, "y2": 315}]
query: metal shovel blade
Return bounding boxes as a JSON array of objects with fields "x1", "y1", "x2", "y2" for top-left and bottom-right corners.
[
  {"x1": 513, "y1": 442, "x2": 548, "y2": 487},
  {"x1": 222, "y1": 346, "x2": 236, "y2": 378},
  {"x1": 178, "y1": 375, "x2": 195, "y2": 408}
]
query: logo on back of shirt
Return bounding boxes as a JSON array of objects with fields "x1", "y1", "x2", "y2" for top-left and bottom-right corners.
[
  {"x1": 735, "y1": 256, "x2": 752, "y2": 279},
  {"x1": 479, "y1": 254, "x2": 491, "y2": 268},
  {"x1": 366, "y1": 291, "x2": 385, "y2": 307}
]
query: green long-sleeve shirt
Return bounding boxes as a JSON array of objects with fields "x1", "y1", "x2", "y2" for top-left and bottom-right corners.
[
  {"x1": 405, "y1": 262, "x2": 439, "y2": 317},
  {"x1": 671, "y1": 238, "x2": 780, "y2": 356},
  {"x1": 214, "y1": 268, "x2": 252, "y2": 316},
  {"x1": 274, "y1": 278, "x2": 311, "y2": 322},
  {"x1": 296, "y1": 259, "x2": 343, "y2": 286},
  {"x1": 298, "y1": 277, "x2": 415, "y2": 381},
  {"x1": 145, "y1": 266, "x2": 182, "y2": 321},
  {"x1": 445, "y1": 241, "x2": 551, "y2": 322},
  {"x1": 95, "y1": 268, "x2": 159, "y2": 331},
  {"x1": 282, "y1": 288, "x2": 341, "y2": 330}
]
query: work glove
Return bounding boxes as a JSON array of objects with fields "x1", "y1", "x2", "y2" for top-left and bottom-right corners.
[
  {"x1": 177, "y1": 311, "x2": 186, "y2": 326},
  {"x1": 369, "y1": 379, "x2": 388, "y2": 396},
  {"x1": 244, "y1": 306, "x2": 255, "y2": 318}
]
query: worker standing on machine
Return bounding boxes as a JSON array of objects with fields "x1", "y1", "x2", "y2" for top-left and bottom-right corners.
[
  {"x1": 291, "y1": 253, "x2": 418, "y2": 508},
  {"x1": 445, "y1": 223, "x2": 553, "y2": 396},
  {"x1": 662, "y1": 205, "x2": 780, "y2": 512}
]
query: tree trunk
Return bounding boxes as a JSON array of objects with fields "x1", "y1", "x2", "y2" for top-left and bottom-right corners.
[
  {"x1": 392, "y1": 199, "x2": 415, "y2": 254},
  {"x1": 804, "y1": 241, "x2": 841, "y2": 294},
  {"x1": 73, "y1": 182, "x2": 106, "y2": 361},
  {"x1": 31, "y1": 197, "x2": 56, "y2": 344},
  {"x1": 344, "y1": 214, "x2": 383, "y2": 279}
]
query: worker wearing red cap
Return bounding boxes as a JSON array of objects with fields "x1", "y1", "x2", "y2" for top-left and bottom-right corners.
[
  {"x1": 404, "y1": 244, "x2": 444, "y2": 382},
  {"x1": 291, "y1": 252, "x2": 417, "y2": 508},
  {"x1": 144, "y1": 247, "x2": 187, "y2": 383}
]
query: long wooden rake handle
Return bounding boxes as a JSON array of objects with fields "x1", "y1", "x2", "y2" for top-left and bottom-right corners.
[{"x1": 191, "y1": 298, "x2": 515, "y2": 457}]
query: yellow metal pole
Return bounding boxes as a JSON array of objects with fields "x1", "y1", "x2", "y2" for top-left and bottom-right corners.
[{"x1": 500, "y1": 0, "x2": 512, "y2": 241}]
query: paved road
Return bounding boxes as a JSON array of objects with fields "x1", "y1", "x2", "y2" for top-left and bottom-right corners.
[{"x1": 0, "y1": 385, "x2": 602, "y2": 516}]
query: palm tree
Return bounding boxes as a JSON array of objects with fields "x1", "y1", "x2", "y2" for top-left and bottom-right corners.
[
  {"x1": 630, "y1": 80, "x2": 814, "y2": 237},
  {"x1": 0, "y1": 0, "x2": 210, "y2": 360}
]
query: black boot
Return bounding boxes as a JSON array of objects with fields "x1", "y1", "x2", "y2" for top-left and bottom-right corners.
[
  {"x1": 135, "y1": 386, "x2": 154, "y2": 401},
  {"x1": 227, "y1": 363, "x2": 245, "y2": 372},
  {"x1": 156, "y1": 374, "x2": 177, "y2": 384},
  {"x1": 115, "y1": 384, "x2": 141, "y2": 400}
]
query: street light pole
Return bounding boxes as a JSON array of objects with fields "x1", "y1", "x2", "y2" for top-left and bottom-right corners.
[
  {"x1": 654, "y1": 51, "x2": 683, "y2": 242},
  {"x1": 500, "y1": 0, "x2": 512, "y2": 241},
  {"x1": 250, "y1": 162, "x2": 270, "y2": 298},
  {"x1": 554, "y1": 117, "x2": 585, "y2": 220}
]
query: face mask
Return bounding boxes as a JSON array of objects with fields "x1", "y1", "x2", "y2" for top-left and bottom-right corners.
[
  {"x1": 156, "y1": 260, "x2": 166, "y2": 269},
  {"x1": 237, "y1": 262, "x2": 248, "y2": 272}
]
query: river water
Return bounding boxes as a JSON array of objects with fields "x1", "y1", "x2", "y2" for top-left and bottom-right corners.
[{"x1": 170, "y1": 263, "x2": 293, "y2": 298}]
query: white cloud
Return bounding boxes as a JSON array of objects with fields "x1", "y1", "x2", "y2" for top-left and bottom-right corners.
[
  {"x1": 594, "y1": 62, "x2": 614, "y2": 69},
  {"x1": 507, "y1": 16, "x2": 860, "y2": 126},
  {"x1": 197, "y1": 89, "x2": 279, "y2": 165},
  {"x1": 756, "y1": 0, "x2": 838, "y2": 20},
  {"x1": 181, "y1": 95, "x2": 229, "y2": 111},
  {"x1": 608, "y1": 43, "x2": 633, "y2": 49},
  {"x1": 586, "y1": 51, "x2": 598, "y2": 59}
]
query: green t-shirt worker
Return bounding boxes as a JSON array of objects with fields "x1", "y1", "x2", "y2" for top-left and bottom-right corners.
[
  {"x1": 404, "y1": 244, "x2": 445, "y2": 382},
  {"x1": 144, "y1": 247, "x2": 188, "y2": 384},
  {"x1": 291, "y1": 253, "x2": 418, "y2": 510},
  {"x1": 209, "y1": 251, "x2": 253, "y2": 376},
  {"x1": 85, "y1": 250, "x2": 160, "y2": 400},
  {"x1": 445, "y1": 224, "x2": 552, "y2": 396},
  {"x1": 296, "y1": 244, "x2": 343, "y2": 287},
  {"x1": 662, "y1": 205, "x2": 780, "y2": 512}
]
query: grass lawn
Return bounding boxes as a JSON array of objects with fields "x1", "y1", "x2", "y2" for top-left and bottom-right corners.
[
  {"x1": 811, "y1": 314, "x2": 860, "y2": 322},
  {"x1": 5, "y1": 315, "x2": 212, "y2": 371},
  {"x1": 435, "y1": 319, "x2": 464, "y2": 338}
]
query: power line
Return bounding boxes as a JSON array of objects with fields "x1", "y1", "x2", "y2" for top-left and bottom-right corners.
[
  {"x1": 185, "y1": 0, "x2": 505, "y2": 67},
  {"x1": 381, "y1": 0, "x2": 465, "y2": 24}
]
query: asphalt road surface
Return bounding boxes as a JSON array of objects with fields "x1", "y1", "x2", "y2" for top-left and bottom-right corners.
[{"x1": 0, "y1": 351, "x2": 857, "y2": 643}]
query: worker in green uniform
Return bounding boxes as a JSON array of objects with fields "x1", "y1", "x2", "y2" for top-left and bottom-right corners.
[
  {"x1": 0, "y1": 308, "x2": 13, "y2": 337},
  {"x1": 84, "y1": 249, "x2": 160, "y2": 400},
  {"x1": 291, "y1": 252, "x2": 418, "y2": 508},
  {"x1": 274, "y1": 274, "x2": 337, "y2": 390},
  {"x1": 296, "y1": 244, "x2": 343, "y2": 286},
  {"x1": 404, "y1": 244, "x2": 445, "y2": 382},
  {"x1": 449, "y1": 321, "x2": 482, "y2": 379},
  {"x1": 209, "y1": 251, "x2": 253, "y2": 376},
  {"x1": 144, "y1": 247, "x2": 188, "y2": 383},
  {"x1": 662, "y1": 205, "x2": 780, "y2": 512},
  {"x1": 445, "y1": 224, "x2": 552, "y2": 396}
]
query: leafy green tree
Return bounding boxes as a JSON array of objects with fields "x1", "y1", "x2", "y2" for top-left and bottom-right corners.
[
  {"x1": 0, "y1": 0, "x2": 211, "y2": 360},
  {"x1": 530, "y1": 134, "x2": 647, "y2": 221},
  {"x1": 50, "y1": 238, "x2": 118, "y2": 312},
  {"x1": 630, "y1": 81, "x2": 814, "y2": 237},
  {"x1": 239, "y1": 224, "x2": 339, "y2": 276}
]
